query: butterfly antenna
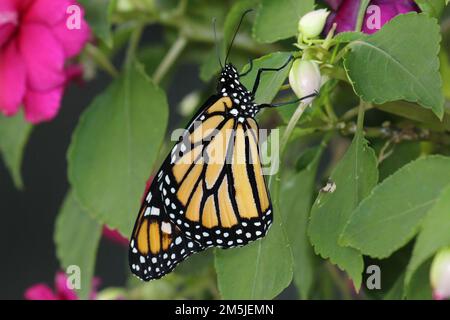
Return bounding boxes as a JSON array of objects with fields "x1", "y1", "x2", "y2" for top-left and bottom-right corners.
[
  {"x1": 212, "y1": 18, "x2": 223, "y2": 68},
  {"x1": 224, "y1": 9, "x2": 253, "y2": 65}
]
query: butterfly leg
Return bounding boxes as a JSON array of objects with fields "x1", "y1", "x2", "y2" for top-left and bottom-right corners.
[
  {"x1": 251, "y1": 55, "x2": 294, "y2": 94},
  {"x1": 239, "y1": 58, "x2": 254, "y2": 77},
  {"x1": 260, "y1": 90, "x2": 319, "y2": 108}
]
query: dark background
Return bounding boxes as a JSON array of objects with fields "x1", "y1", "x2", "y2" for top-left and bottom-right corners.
[{"x1": 0, "y1": 26, "x2": 205, "y2": 299}]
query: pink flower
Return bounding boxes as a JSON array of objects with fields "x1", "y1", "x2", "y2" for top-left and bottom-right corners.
[
  {"x1": 102, "y1": 226, "x2": 129, "y2": 246},
  {"x1": 324, "y1": 0, "x2": 419, "y2": 34},
  {"x1": 0, "y1": 0, "x2": 91, "y2": 124},
  {"x1": 24, "y1": 272, "x2": 100, "y2": 300}
]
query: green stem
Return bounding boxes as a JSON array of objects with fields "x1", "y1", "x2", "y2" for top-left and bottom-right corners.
[
  {"x1": 153, "y1": 35, "x2": 188, "y2": 85},
  {"x1": 267, "y1": 102, "x2": 309, "y2": 187},
  {"x1": 281, "y1": 102, "x2": 309, "y2": 154},
  {"x1": 323, "y1": 81, "x2": 338, "y2": 123},
  {"x1": 355, "y1": 0, "x2": 370, "y2": 32},
  {"x1": 125, "y1": 23, "x2": 144, "y2": 68},
  {"x1": 357, "y1": 100, "x2": 368, "y2": 132},
  {"x1": 85, "y1": 44, "x2": 119, "y2": 78},
  {"x1": 341, "y1": 103, "x2": 374, "y2": 121}
]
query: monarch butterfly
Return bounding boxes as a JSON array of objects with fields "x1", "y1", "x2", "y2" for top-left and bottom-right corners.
[{"x1": 129, "y1": 10, "x2": 316, "y2": 281}]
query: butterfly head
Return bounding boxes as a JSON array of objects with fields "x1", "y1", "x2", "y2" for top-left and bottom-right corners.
[{"x1": 218, "y1": 63, "x2": 258, "y2": 118}]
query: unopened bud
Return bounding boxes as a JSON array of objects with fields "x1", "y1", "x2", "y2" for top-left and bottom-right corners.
[
  {"x1": 289, "y1": 59, "x2": 321, "y2": 105},
  {"x1": 298, "y1": 9, "x2": 330, "y2": 39},
  {"x1": 430, "y1": 248, "x2": 450, "y2": 300}
]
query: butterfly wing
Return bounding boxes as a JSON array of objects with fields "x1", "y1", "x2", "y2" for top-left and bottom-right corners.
[
  {"x1": 155, "y1": 96, "x2": 273, "y2": 248},
  {"x1": 129, "y1": 180, "x2": 204, "y2": 281}
]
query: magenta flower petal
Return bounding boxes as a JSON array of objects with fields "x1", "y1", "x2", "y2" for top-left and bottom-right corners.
[
  {"x1": 325, "y1": 0, "x2": 345, "y2": 10},
  {"x1": 0, "y1": 0, "x2": 90, "y2": 123},
  {"x1": 19, "y1": 24, "x2": 65, "y2": 91},
  {"x1": 24, "y1": 284, "x2": 58, "y2": 300},
  {"x1": 362, "y1": 0, "x2": 419, "y2": 34},
  {"x1": 89, "y1": 277, "x2": 101, "y2": 300},
  {"x1": 23, "y1": 0, "x2": 72, "y2": 26},
  {"x1": 65, "y1": 64, "x2": 85, "y2": 86},
  {"x1": 103, "y1": 226, "x2": 129, "y2": 246},
  {"x1": 0, "y1": 40, "x2": 26, "y2": 116},
  {"x1": 24, "y1": 85, "x2": 64, "y2": 124},
  {"x1": 0, "y1": 1, "x2": 18, "y2": 48},
  {"x1": 25, "y1": 271, "x2": 100, "y2": 300},
  {"x1": 54, "y1": 272, "x2": 78, "y2": 300},
  {"x1": 325, "y1": 0, "x2": 419, "y2": 34},
  {"x1": 331, "y1": 0, "x2": 360, "y2": 33},
  {"x1": 54, "y1": 18, "x2": 91, "y2": 58}
]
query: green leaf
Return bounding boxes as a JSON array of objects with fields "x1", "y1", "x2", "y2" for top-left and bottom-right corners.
[
  {"x1": 215, "y1": 218, "x2": 293, "y2": 299},
  {"x1": 341, "y1": 156, "x2": 450, "y2": 259},
  {"x1": 405, "y1": 184, "x2": 450, "y2": 289},
  {"x1": 0, "y1": 111, "x2": 32, "y2": 189},
  {"x1": 253, "y1": 0, "x2": 314, "y2": 43},
  {"x1": 78, "y1": 0, "x2": 116, "y2": 47},
  {"x1": 344, "y1": 13, "x2": 444, "y2": 118},
  {"x1": 378, "y1": 141, "x2": 422, "y2": 181},
  {"x1": 405, "y1": 259, "x2": 433, "y2": 299},
  {"x1": 280, "y1": 143, "x2": 325, "y2": 299},
  {"x1": 333, "y1": 31, "x2": 366, "y2": 44},
  {"x1": 376, "y1": 101, "x2": 450, "y2": 131},
  {"x1": 308, "y1": 130, "x2": 378, "y2": 289},
  {"x1": 54, "y1": 191, "x2": 102, "y2": 300},
  {"x1": 383, "y1": 273, "x2": 406, "y2": 300},
  {"x1": 68, "y1": 62, "x2": 168, "y2": 236},
  {"x1": 199, "y1": 50, "x2": 222, "y2": 82},
  {"x1": 240, "y1": 52, "x2": 293, "y2": 104},
  {"x1": 414, "y1": 0, "x2": 447, "y2": 18}
]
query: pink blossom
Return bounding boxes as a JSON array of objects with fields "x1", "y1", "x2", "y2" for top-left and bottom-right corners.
[
  {"x1": 102, "y1": 226, "x2": 129, "y2": 246},
  {"x1": 0, "y1": 0, "x2": 91, "y2": 124},
  {"x1": 324, "y1": 0, "x2": 419, "y2": 34},
  {"x1": 24, "y1": 272, "x2": 100, "y2": 300}
]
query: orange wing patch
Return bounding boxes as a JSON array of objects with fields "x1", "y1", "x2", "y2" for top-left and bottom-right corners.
[
  {"x1": 248, "y1": 126, "x2": 270, "y2": 212},
  {"x1": 202, "y1": 196, "x2": 219, "y2": 228},
  {"x1": 186, "y1": 183, "x2": 203, "y2": 222},
  {"x1": 173, "y1": 144, "x2": 203, "y2": 183},
  {"x1": 137, "y1": 219, "x2": 149, "y2": 255},
  {"x1": 204, "y1": 118, "x2": 235, "y2": 189},
  {"x1": 232, "y1": 124, "x2": 259, "y2": 219},
  {"x1": 190, "y1": 115, "x2": 224, "y2": 143},
  {"x1": 206, "y1": 97, "x2": 233, "y2": 114},
  {"x1": 217, "y1": 177, "x2": 238, "y2": 227}
]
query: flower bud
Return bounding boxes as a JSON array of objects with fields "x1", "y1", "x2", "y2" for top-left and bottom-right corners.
[
  {"x1": 289, "y1": 59, "x2": 321, "y2": 105},
  {"x1": 430, "y1": 248, "x2": 450, "y2": 300},
  {"x1": 298, "y1": 9, "x2": 330, "y2": 39},
  {"x1": 178, "y1": 91, "x2": 201, "y2": 116}
]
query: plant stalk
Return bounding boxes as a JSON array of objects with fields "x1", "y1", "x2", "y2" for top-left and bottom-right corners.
[{"x1": 153, "y1": 35, "x2": 188, "y2": 85}]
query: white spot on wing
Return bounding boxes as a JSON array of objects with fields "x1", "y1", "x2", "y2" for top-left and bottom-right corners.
[
  {"x1": 150, "y1": 207, "x2": 160, "y2": 216},
  {"x1": 161, "y1": 222, "x2": 172, "y2": 234}
]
